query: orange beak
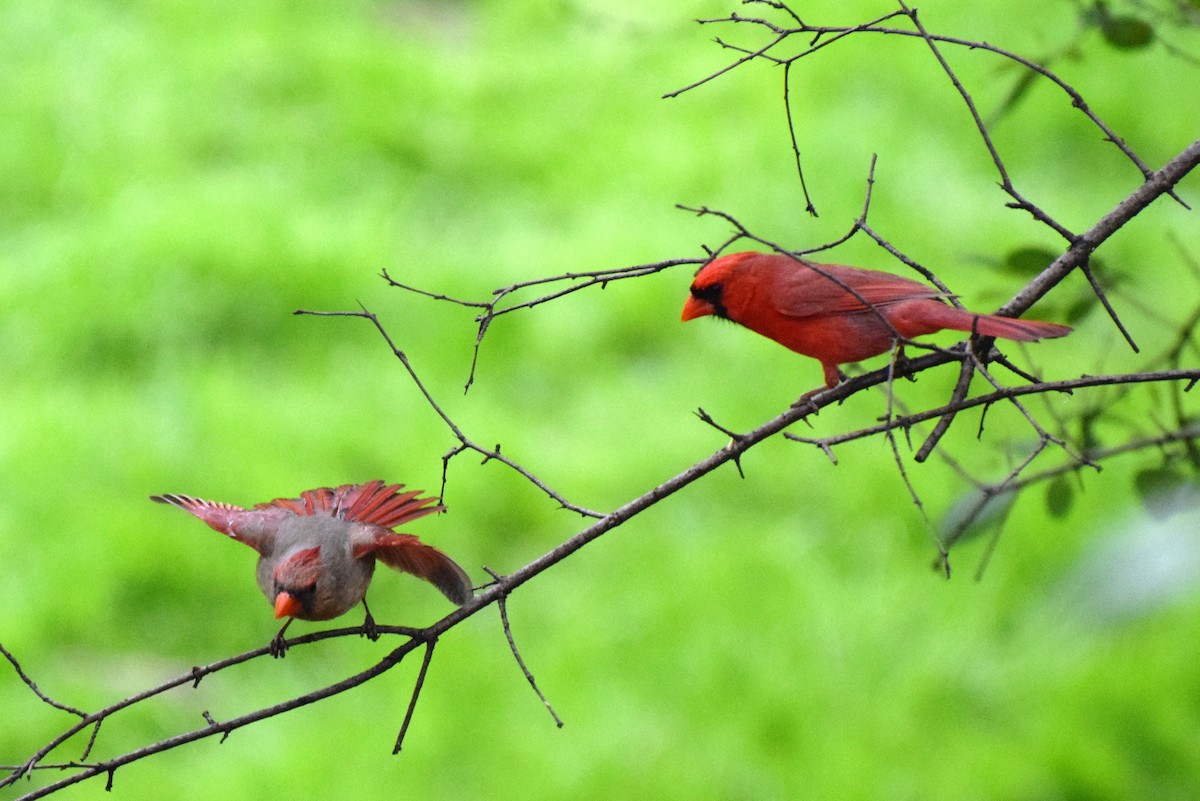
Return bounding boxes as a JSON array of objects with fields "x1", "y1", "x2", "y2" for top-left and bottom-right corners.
[
  {"x1": 273, "y1": 591, "x2": 302, "y2": 620},
  {"x1": 681, "y1": 294, "x2": 713, "y2": 322}
]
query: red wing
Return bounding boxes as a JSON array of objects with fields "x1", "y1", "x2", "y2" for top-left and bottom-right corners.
[
  {"x1": 300, "y1": 486, "x2": 337, "y2": 514},
  {"x1": 150, "y1": 494, "x2": 278, "y2": 553},
  {"x1": 326, "y1": 480, "x2": 385, "y2": 515},
  {"x1": 252, "y1": 481, "x2": 442, "y2": 528},
  {"x1": 773, "y1": 263, "x2": 947, "y2": 319},
  {"x1": 349, "y1": 486, "x2": 441, "y2": 528},
  {"x1": 357, "y1": 533, "x2": 473, "y2": 606},
  {"x1": 254, "y1": 484, "x2": 342, "y2": 516}
]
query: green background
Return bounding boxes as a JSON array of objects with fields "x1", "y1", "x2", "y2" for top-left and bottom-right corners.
[{"x1": 3, "y1": 0, "x2": 1200, "y2": 798}]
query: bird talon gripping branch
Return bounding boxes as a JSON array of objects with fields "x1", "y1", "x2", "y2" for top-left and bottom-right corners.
[
  {"x1": 360, "y1": 605, "x2": 380, "y2": 641},
  {"x1": 269, "y1": 632, "x2": 290, "y2": 659}
]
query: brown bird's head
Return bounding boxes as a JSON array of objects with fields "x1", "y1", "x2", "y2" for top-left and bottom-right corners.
[{"x1": 271, "y1": 546, "x2": 323, "y2": 619}]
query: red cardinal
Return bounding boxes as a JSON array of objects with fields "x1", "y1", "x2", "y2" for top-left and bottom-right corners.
[
  {"x1": 152, "y1": 480, "x2": 472, "y2": 655},
  {"x1": 682, "y1": 252, "x2": 1071, "y2": 388}
]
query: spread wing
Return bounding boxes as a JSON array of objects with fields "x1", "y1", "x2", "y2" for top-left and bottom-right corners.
[
  {"x1": 253, "y1": 480, "x2": 444, "y2": 528},
  {"x1": 773, "y1": 262, "x2": 948, "y2": 319},
  {"x1": 154, "y1": 481, "x2": 444, "y2": 558},
  {"x1": 150, "y1": 494, "x2": 282, "y2": 554}
]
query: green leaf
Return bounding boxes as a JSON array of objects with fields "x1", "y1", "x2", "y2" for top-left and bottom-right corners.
[
  {"x1": 1065, "y1": 292, "x2": 1098, "y2": 325},
  {"x1": 992, "y1": 69, "x2": 1040, "y2": 123},
  {"x1": 1101, "y1": 15, "x2": 1154, "y2": 49},
  {"x1": 1134, "y1": 467, "x2": 1196, "y2": 519},
  {"x1": 1002, "y1": 246, "x2": 1058, "y2": 276},
  {"x1": 1046, "y1": 474, "x2": 1074, "y2": 518}
]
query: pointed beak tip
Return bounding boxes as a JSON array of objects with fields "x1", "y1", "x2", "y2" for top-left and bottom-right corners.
[
  {"x1": 681, "y1": 296, "x2": 709, "y2": 322},
  {"x1": 273, "y1": 592, "x2": 301, "y2": 620}
]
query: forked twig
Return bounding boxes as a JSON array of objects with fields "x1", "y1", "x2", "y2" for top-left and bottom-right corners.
[
  {"x1": 294, "y1": 306, "x2": 603, "y2": 519},
  {"x1": 380, "y1": 260, "x2": 698, "y2": 393}
]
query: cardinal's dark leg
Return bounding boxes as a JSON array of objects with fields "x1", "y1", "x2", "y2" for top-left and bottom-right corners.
[
  {"x1": 890, "y1": 344, "x2": 919, "y2": 382},
  {"x1": 360, "y1": 597, "x2": 379, "y2": 641},
  {"x1": 270, "y1": 618, "x2": 294, "y2": 659}
]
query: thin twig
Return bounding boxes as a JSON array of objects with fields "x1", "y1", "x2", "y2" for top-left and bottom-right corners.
[
  {"x1": 915, "y1": 357, "x2": 976, "y2": 463},
  {"x1": 941, "y1": 437, "x2": 1052, "y2": 549},
  {"x1": 880, "y1": 346, "x2": 949, "y2": 572},
  {"x1": 483, "y1": 567, "x2": 564, "y2": 729},
  {"x1": 669, "y1": 3, "x2": 1169, "y2": 197},
  {"x1": 11, "y1": 635, "x2": 427, "y2": 799},
  {"x1": 784, "y1": 368, "x2": 1200, "y2": 451},
  {"x1": 393, "y1": 638, "x2": 437, "y2": 753},
  {"x1": 294, "y1": 306, "x2": 603, "y2": 519},
  {"x1": 0, "y1": 644, "x2": 87, "y2": 718},
  {"x1": 381, "y1": 260, "x2": 697, "y2": 393},
  {"x1": 781, "y1": 60, "x2": 817, "y2": 216},
  {"x1": 1003, "y1": 139, "x2": 1200, "y2": 316}
]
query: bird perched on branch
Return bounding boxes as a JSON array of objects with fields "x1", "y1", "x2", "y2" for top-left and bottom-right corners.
[
  {"x1": 682, "y1": 251, "x2": 1071, "y2": 389},
  {"x1": 151, "y1": 480, "x2": 473, "y2": 656}
]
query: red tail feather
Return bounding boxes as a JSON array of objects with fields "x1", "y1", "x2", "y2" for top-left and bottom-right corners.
[
  {"x1": 359, "y1": 534, "x2": 474, "y2": 605},
  {"x1": 968, "y1": 314, "x2": 1072, "y2": 342}
]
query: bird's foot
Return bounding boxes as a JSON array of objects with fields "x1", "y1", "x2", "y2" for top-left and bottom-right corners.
[
  {"x1": 269, "y1": 618, "x2": 294, "y2": 658},
  {"x1": 891, "y1": 347, "x2": 918, "y2": 383},
  {"x1": 361, "y1": 611, "x2": 380, "y2": 642},
  {"x1": 269, "y1": 633, "x2": 289, "y2": 659},
  {"x1": 790, "y1": 388, "x2": 823, "y2": 416}
]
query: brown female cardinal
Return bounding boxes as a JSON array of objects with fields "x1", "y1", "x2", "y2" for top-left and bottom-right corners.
[
  {"x1": 151, "y1": 480, "x2": 473, "y2": 655},
  {"x1": 682, "y1": 251, "x2": 1071, "y2": 389}
]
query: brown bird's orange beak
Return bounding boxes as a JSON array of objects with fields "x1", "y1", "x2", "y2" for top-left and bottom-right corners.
[
  {"x1": 274, "y1": 591, "x2": 302, "y2": 620},
  {"x1": 681, "y1": 294, "x2": 713, "y2": 321}
]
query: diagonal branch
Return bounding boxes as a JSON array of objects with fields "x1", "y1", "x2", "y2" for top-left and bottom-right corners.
[
  {"x1": 1, "y1": 644, "x2": 87, "y2": 719},
  {"x1": 1001, "y1": 137, "x2": 1200, "y2": 318}
]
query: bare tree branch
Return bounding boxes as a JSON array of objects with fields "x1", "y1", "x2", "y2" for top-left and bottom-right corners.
[
  {"x1": 392, "y1": 638, "x2": 436, "y2": 753},
  {"x1": 8, "y1": 5, "x2": 1199, "y2": 797},
  {"x1": 1002, "y1": 137, "x2": 1200, "y2": 316},
  {"x1": 379, "y1": 259, "x2": 700, "y2": 393},
  {"x1": 668, "y1": 1, "x2": 1174, "y2": 198},
  {"x1": 484, "y1": 566, "x2": 564, "y2": 729},
  {"x1": 1, "y1": 644, "x2": 87, "y2": 719},
  {"x1": 784, "y1": 368, "x2": 1200, "y2": 452},
  {"x1": 294, "y1": 306, "x2": 604, "y2": 519}
]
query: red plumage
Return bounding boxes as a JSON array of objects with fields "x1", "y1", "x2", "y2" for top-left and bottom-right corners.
[{"x1": 683, "y1": 252, "x2": 1070, "y2": 388}]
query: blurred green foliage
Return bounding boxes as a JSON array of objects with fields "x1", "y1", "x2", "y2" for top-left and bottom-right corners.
[{"x1": 2, "y1": 0, "x2": 1200, "y2": 799}]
